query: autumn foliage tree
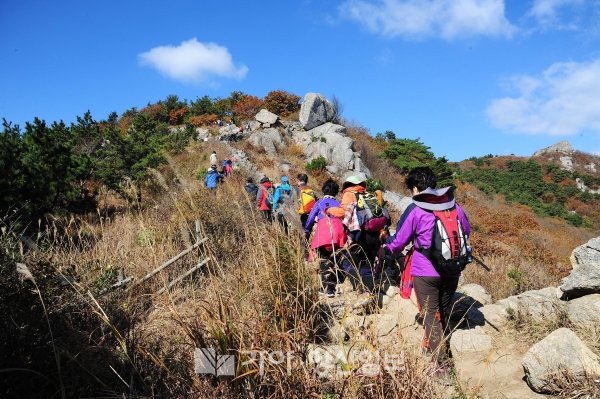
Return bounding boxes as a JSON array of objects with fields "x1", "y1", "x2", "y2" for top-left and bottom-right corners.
[
  {"x1": 232, "y1": 95, "x2": 264, "y2": 120},
  {"x1": 263, "y1": 90, "x2": 300, "y2": 117}
]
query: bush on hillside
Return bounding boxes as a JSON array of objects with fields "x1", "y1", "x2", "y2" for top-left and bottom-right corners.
[
  {"x1": 305, "y1": 155, "x2": 327, "y2": 171},
  {"x1": 263, "y1": 90, "x2": 300, "y2": 117}
]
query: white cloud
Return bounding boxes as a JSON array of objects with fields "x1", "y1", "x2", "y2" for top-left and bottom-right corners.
[
  {"x1": 527, "y1": 0, "x2": 584, "y2": 26},
  {"x1": 486, "y1": 59, "x2": 600, "y2": 135},
  {"x1": 339, "y1": 0, "x2": 517, "y2": 40},
  {"x1": 138, "y1": 38, "x2": 248, "y2": 84}
]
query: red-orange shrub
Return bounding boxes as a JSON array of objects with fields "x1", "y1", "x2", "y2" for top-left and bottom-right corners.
[
  {"x1": 169, "y1": 107, "x2": 189, "y2": 125},
  {"x1": 188, "y1": 114, "x2": 219, "y2": 127},
  {"x1": 263, "y1": 90, "x2": 300, "y2": 117},
  {"x1": 233, "y1": 95, "x2": 264, "y2": 120}
]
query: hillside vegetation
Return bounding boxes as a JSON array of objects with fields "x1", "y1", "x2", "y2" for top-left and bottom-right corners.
[{"x1": 1, "y1": 90, "x2": 599, "y2": 398}]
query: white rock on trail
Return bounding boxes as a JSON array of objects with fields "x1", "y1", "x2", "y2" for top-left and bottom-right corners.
[{"x1": 522, "y1": 328, "x2": 600, "y2": 394}]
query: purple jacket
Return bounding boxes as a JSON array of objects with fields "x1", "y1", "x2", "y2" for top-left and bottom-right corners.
[
  {"x1": 386, "y1": 202, "x2": 470, "y2": 277},
  {"x1": 304, "y1": 196, "x2": 340, "y2": 233}
]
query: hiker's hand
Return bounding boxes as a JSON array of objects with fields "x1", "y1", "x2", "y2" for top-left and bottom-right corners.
[{"x1": 379, "y1": 230, "x2": 388, "y2": 243}]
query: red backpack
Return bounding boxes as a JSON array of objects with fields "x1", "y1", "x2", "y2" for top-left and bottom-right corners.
[{"x1": 416, "y1": 207, "x2": 472, "y2": 275}]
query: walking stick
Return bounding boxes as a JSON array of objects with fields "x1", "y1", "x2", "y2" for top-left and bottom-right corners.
[{"x1": 324, "y1": 205, "x2": 342, "y2": 295}]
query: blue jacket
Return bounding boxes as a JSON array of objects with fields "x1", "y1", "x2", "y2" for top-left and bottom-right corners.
[
  {"x1": 272, "y1": 183, "x2": 293, "y2": 212},
  {"x1": 304, "y1": 196, "x2": 340, "y2": 233},
  {"x1": 205, "y1": 169, "x2": 224, "y2": 188}
]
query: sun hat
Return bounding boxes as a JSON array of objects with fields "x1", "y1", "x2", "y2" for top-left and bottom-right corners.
[
  {"x1": 281, "y1": 176, "x2": 289, "y2": 183},
  {"x1": 341, "y1": 175, "x2": 366, "y2": 191},
  {"x1": 412, "y1": 187, "x2": 455, "y2": 211}
]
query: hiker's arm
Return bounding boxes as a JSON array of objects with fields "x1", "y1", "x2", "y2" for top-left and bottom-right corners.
[
  {"x1": 386, "y1": 204, "x2": 415, "y2": 245},
  {"x1": 386, "y1": 210, "x2": 417, "y2": 254},
  {"x1": 272, "y1": 189, "x2": 281, "y2": 212},
  {"x1": 326, "y1": 192, "x2": 352, "y2": 218},
  {"x1": 303, "y1": 201, "x2": 320, "y2": 233},
  {"x1": 256, "y1": 187, "x2": 262, "y2": 206}
]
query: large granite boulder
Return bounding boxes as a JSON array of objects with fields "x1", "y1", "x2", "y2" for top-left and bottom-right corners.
[
  {"x1": 522, "y1": 328, "x2": 600, "y2": 393},
  {"x1": 383, "y1": 192, "x2": 412, "y2": 214},
  {"x1": 559, "y1": 263, "x2": 600, "y2": 299},
  {"x1": 247, "y1": 128, "x2": 283, "y2": 157},
  {"x1": 532, "y1": 140, "x2": 573, "y2": 156},
  {"x1": 255, "y1": 109, "x2": 279, "y2": 125},
  {"x1": 299, "y1": 93, "x2": 336, "y2": 130},
  {"x1": 496, "y1": 287, "x2": 560, "y2": 321},
  {"x1": 571, "y1": 237, "x2": 600, "y2": 267},
  {"x1": 295, "y1": 123, "x2": 371, "y2": 178},
  {"x1": 566, "y1": 294, "x2": 600, "y2": 329}
]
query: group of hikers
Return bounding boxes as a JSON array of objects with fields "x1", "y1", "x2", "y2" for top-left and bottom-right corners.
[
  {"x1": 204, "y1": 148, "x2": 473, "y2": 377},
  {"x1": 244, "y1": 167, "x2": 472, "y2": 378},
  {"x1": 204, "y1": 151, "x2": 240, "y2": 188}
]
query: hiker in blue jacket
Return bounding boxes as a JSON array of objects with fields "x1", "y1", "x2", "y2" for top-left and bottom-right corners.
[
  {"x1": 205, "y1": 165, "x2": 224, "y2": 189},
  {"x1": 272, "y1": 176, "x2": 293, "y2": 234}
]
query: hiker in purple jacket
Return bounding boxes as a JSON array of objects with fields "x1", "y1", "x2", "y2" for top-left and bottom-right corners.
[{"x1": 385, "y1": 166, "x2": 471, "y2": 374}]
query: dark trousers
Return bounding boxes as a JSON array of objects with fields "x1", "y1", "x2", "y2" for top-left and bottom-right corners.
[
  {"x1": 276, "y1": 213, "x2": 288, "y2": 235},
  {"x1": 317, "y1": 247, "x2": 338, "y2": 293},
  {"x1": 300, "y1": 214, "x2": 310, "y2": 259},
  {"x1": 341, "y1": 232, "x2": 382, "y2": 293},
  {"x1": 412, "y1": 276, "x2": 459, "y2": 364},
  {"x1": 261, "y1": 210, "x2": 273, "y2": 223}
]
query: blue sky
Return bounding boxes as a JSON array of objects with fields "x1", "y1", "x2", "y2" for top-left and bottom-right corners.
[{"x1": 1, "y1": 0, "x2": 599, "y2": 161}]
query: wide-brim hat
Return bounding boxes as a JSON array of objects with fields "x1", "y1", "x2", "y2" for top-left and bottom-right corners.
[
  {"x1": 342, "y1": 175, "x2": 366, "y2": 191},
  {"x1": 412, "y1": 187, "x2": 455, "y2": 211}
]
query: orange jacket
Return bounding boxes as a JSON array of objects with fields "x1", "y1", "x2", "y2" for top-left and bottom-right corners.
[{"x1": 325, "y1": 185, "x2": 366, "y2": 218}]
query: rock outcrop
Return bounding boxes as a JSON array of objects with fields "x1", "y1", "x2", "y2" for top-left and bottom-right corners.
[
  {"x1": 566, "y1": 294, "x2": 600, "y2": 329},
  {"x1": 294, "y1": 122, "x2": 372, "y2": 178},
  {"x1": 571, "y1": 236, "x2": 600, "y2": 267},
  {"x1": 559, "y1": 263, "x2": 600, "y2": 299},
  {"x1": 496, "y1": 287, "x2": 560, "y2": 321},
  {"x1": 255, "y1": 109, "x2": 279, "y2": 125},
  {"x1": 299, "y1": 93, "x2": 336, "y2": 130},
  {"x1": 247, "y1": 128, "x2": 283, "y2": 157},
  {"x1": 532, "y1": 140, "x2": 573, "y2": 157},
  {"x1": 522, "y1": 328, "x2": 600, "y2": 393}
]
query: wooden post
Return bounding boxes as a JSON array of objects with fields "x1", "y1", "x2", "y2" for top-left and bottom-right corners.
[{"x1": 157, "y1": 258, "x2": 210, "y2": 295}]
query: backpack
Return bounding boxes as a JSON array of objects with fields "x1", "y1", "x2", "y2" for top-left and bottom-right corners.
[
  {"x1": 355, "y1": 192, "x2": 389, "y2": 232},
  {"x1": 263, "y1": 185, "x2": 276, "y2": 209},
  {"x1": 298, "y1": 186, "x2": 317, "y2": 215},
  {"x1": 416, "y1": 207, "x2": 472, "y2": 275},
  {"x1": 245, "y1": 184, "x2": 258, "y2": 198}
]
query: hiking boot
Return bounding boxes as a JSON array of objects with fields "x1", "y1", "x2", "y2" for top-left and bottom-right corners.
[{"x1": 319, "y1": 289, "x2": 334, "y2": 298}]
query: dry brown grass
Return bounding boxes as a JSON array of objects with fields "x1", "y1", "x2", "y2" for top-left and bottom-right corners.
[{"x1": 1, "y1": 143, "x2": 452, "y2": 398}]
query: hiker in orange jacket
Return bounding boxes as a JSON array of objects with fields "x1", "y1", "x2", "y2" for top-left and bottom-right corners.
[
  {"x1": 326, "y1": 175, "x2": 383, "y2": 294},
  {"x1": 325, "y1": 175, "x2": 366, "y2": 218}
]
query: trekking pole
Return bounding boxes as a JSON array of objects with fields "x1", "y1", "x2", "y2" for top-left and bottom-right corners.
[
  {"x1": 472, "y1": 255, "x2": 491, "y2": 271},
  {"x1": 324, "y1": 205, "x2": 342, "y2": 295}
]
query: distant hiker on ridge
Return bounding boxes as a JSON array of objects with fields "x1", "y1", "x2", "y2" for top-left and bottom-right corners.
[{"x1": 210, "y1": 151, "x2": 218, "y2": 166}]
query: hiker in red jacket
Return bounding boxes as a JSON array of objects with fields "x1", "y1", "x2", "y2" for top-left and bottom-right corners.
[{"x1": 256, "y1": 176, "x2": 274, "y2": 222}]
